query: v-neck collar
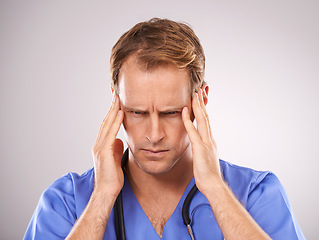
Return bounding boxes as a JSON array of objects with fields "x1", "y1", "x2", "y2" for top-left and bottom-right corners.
[{"x1": 122, "y1": 175, "x2": 195, "y2": 240}]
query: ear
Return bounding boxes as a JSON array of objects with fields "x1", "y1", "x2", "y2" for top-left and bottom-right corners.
[{"x1": 201, "y1": 84, "x2": 209, "y2": 106}]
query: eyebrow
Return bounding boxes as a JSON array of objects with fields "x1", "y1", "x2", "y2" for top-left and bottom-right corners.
[
  {"x1": 159, "y1": 107, "x2": 184, "y2": 112},
  {"x1": 121, "y1": 106, "x2": 147, "y2": 112}
]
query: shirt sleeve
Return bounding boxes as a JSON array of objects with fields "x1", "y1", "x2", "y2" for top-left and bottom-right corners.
[
  {"x1": 23, "y1": 174, "x2": 77, "y2": 240},
  {"x1": 247, "y1": 172, "x2": 305, "y2": 240}
]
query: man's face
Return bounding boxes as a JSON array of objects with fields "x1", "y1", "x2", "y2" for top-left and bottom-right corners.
[{"x1": 118, "y1": 55, "x2": 193, "y2": 175}]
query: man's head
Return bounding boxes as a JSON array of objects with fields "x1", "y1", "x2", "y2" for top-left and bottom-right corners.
[
  {"x1": 110, "y1": 18, "x2": 208, "y2": 175},
  {"x1": 110, "y1": 18, "x2": 205, "y2": 95}
]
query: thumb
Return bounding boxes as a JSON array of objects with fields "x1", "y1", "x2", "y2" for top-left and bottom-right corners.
[{"x1": 113, "y1": 138, "x2": 124, "y2": 162}]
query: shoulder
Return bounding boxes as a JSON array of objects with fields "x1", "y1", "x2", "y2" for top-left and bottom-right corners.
[
  {"x1": 219, "y1": 160, "x2": 293, "y2": 211},
  {"x1": 24, "y1": 168, "x2": 95, "y2": 239},
  {"x1": 44, "y1": 168, "x2": 94, "y2": 197},
  {"x1": 219, "y1": 159, "x2": 275, "y2": 205},
  {"x1": 218, "y1": 161, "x2": 305, "y2": 239},
  {"x1": 53, "y1": 168, "x2": 95, "y2": 216},
  {"x1": 40, "y1": 167, "x2": 94, "y2": 218},
  {"x1": 220, "y1": 159, "x2": 271, "y2": 183},
  {"x1": 219, "y1": 161, "x2": 306, "y2": 239}
]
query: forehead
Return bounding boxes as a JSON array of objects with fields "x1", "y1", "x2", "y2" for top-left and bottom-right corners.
[{"x1": 118, "y1": 56, "x2": 191, "y2": 108}]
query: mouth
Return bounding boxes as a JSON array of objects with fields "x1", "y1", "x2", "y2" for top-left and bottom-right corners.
[{"x1": 141, "y1": 149, "x2": 169, "y2": 156}]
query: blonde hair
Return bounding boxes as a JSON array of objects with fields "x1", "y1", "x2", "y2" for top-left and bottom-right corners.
[{"x1": 110, "y1": 18, "x2": 205, "y2": 94}]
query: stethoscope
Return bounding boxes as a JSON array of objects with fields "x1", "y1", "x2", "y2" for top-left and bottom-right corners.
[{"x1": 114, "y1": 149, "x2": 198, "y2": 240}]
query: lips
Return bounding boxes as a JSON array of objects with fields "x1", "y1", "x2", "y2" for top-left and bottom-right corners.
[
  {"x1": 142, "y1": 149, "x2": 168, "y2": 153},
  {"x1": 141, "y1": 148, "x2": 169, "y2": 158}
]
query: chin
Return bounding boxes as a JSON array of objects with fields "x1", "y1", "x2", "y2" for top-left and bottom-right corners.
[
  {"x1": 133, "y1": 150, "x2": 179, "y2": 175},
  {"x1": 140, "y1": 161, "x2": 177, "y2": 175}
]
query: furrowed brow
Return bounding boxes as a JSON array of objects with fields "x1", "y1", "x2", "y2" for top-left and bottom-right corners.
[
  {"x1": 159, "y1": 106, "x2": 185, "y2": 112},
  {"x1": 121, "y1": 105, "x2": 148, "y2": 112}
]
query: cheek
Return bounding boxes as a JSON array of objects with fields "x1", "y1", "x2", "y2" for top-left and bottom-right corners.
[
  {"x1": 165, "y1": 117, "x2": 189, "y2": 139},
  {"x1": 123, "y1": 114, "x2": 145, "y2": 140},
  {"x1": 123, "y1": 114, "x2": 145, "y2": 127}
]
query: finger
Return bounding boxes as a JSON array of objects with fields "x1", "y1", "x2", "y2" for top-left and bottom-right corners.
[
  {"x1": 103, "y1": 110, "x2": 124, "y2": 148},
  {"x1": 182, "y1": 107, "x2": 203, "y2": 145},
  {"x1": 199, "y1": 89, "x2": 209, "y2": 120},
  {"x1": 94, "y1": 95, "x2": 121, "y2": 150},
  {"x1": 198, "y1": 89, "x2": 213, "y2": 140},
  {"x1": 192, "y1": 92, "x2": 211, "y2": 145},
  {"x1": 199, "y1": 89, "x2": 217, "y2": 147},
  {"x1": 95, "y1": 95, "x2": 117, "y2": 143}
]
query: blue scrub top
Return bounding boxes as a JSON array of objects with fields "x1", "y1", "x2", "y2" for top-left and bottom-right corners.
[{"x1": 24, "y1": 160, "x2": 305, "y2": 239}]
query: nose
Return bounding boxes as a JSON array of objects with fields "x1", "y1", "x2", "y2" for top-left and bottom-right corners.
[{"x1": 145, "y1": 114, "x2": 164, "y2": 144}]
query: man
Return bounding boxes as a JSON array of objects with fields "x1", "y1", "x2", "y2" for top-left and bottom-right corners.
[{"x1": 24, "y1": 18, "x2": 305, "y2": 239}]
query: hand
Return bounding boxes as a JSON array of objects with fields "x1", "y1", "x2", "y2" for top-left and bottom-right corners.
[
  {"x1": 182, "y1": 88, "x2": 222, "y2": 194},
  {"x1": 183, "y1": 90, "x2": 272, "y2": 240},
  {"x1": 91, "y1": 95, "x2": 124, "y2": 201}
]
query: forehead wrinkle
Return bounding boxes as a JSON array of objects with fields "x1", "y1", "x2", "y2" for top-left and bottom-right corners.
[
  {"x1": 120, "y1": 81, "x2": 188, "y2": 108},
  {"x1": 120, "y1": 89, "x2": 190, "y2": 114}
]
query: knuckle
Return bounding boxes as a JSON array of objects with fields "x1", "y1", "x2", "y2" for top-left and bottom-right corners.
[
  {"x1": 198, "y1": 114, "x2": 207, "y2": 123},
  {"x1": 204, "y1": 111, "x2": 209, "y2": 119},
  {"x1": 96, "y1": 149, "x2": 108, "y2": 160},
  {"x1": 102, "y1": 115, "x2": 109, "y2": 126},
  {"x1": 104, "y1": 135, "x2": 115, "y2": 146},
  {"x1": 91, "y1": 145, "x2": 99, "y2": 154}
]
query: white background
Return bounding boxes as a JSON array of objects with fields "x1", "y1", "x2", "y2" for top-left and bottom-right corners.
[{"x1": 1, "y1": 0, "x2": 318, "y2": 239}]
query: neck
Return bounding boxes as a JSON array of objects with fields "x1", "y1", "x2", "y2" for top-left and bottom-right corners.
[{"x1": 126, "y1": 146, "x2": 193, "y2": 197}]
